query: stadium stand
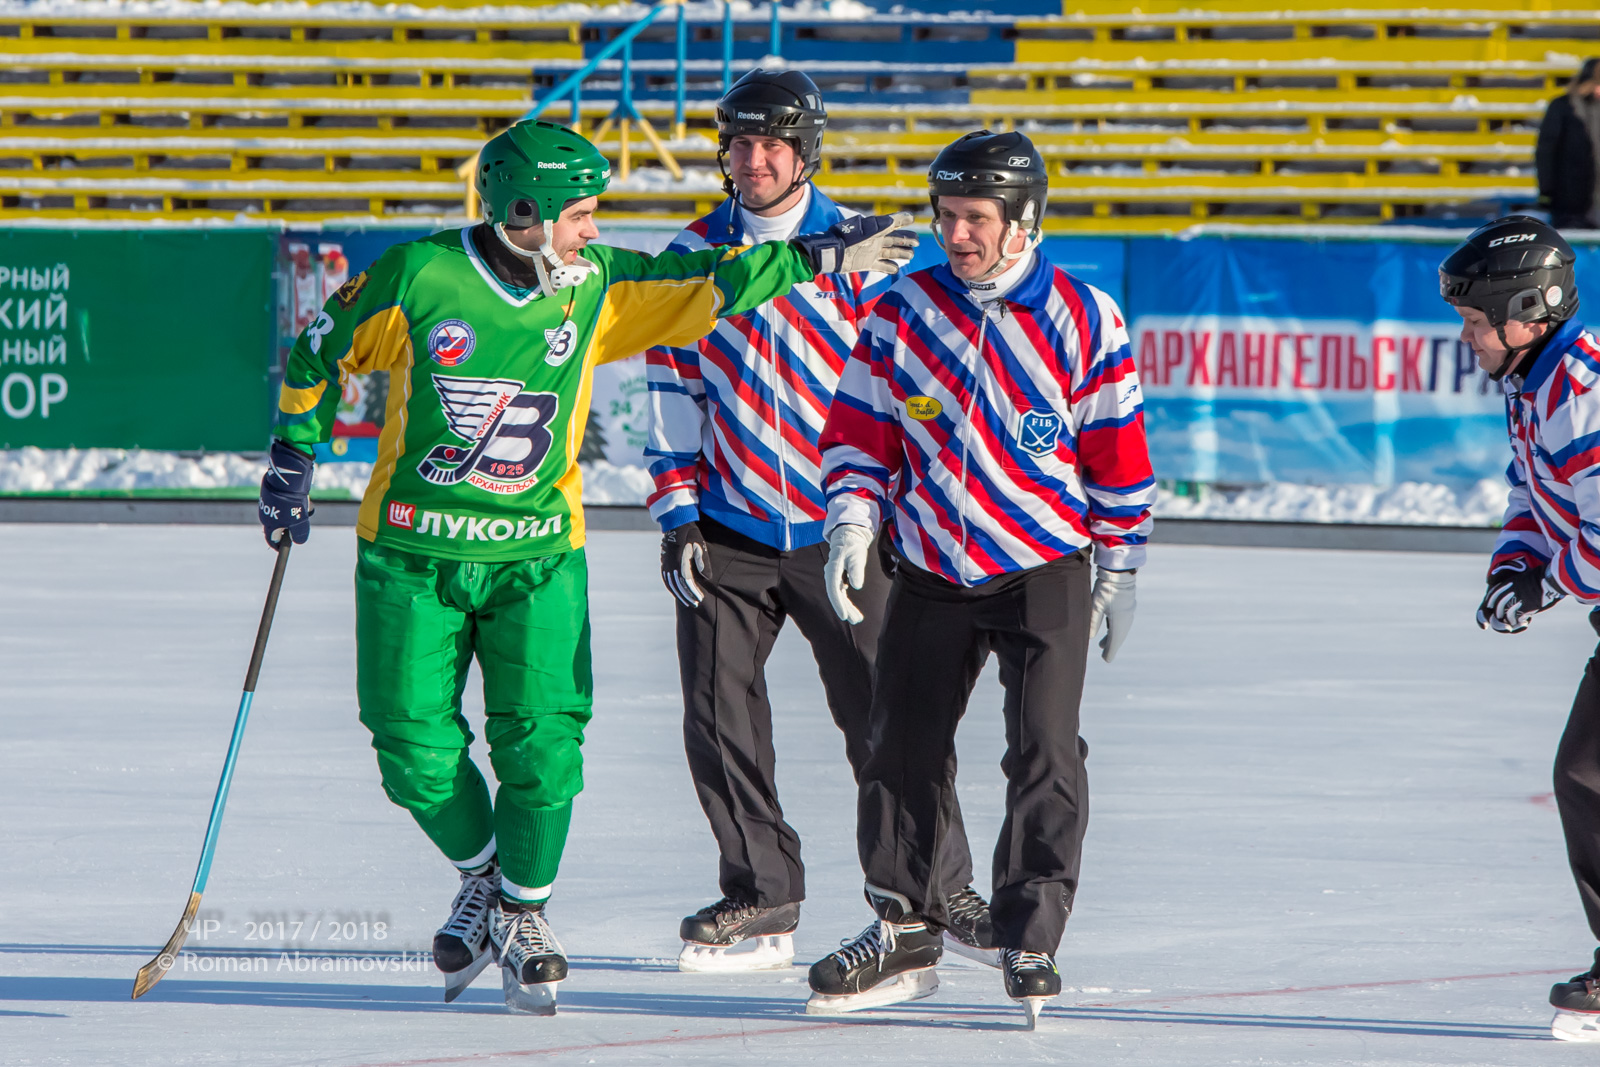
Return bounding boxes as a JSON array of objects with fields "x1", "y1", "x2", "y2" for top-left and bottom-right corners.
[{"x1": 0, "y1": 0, "x2": 1590, "y2": 227}]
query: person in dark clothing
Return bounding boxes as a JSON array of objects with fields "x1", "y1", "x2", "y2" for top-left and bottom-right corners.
[{"x1": 1536, "y1": 57, "x2": 1600, "y2": 230}]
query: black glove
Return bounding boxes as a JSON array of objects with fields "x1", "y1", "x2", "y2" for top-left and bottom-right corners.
[
  {"x1": 792, "y1": 211, "x2": 919, "y2": 275},
  {"x1": 661, "y1": 522, "x2": 711, "y2": 608},
  {"x1": 258, "y1": 439, "x2": 315, "y2": 547},
  {"x1": 1476, "y1": 561, "x2": 1562, "y2": 633}
]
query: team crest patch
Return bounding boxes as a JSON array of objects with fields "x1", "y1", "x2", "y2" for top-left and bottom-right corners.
[
  {"x1": 417, "y1": 375, "x2": 559, "y2": 495},
  {"x1": 1017, "y1": 409, "x2": 1063, "y2": 457},
  {"x1": 333, "y1": 271, "x2": 368, "y2": 310},
  {"x1": 906, "y1": 396, "x2": 942, "y2": 420},
  {"x1": 427, "y1": 319, "x2": 476, "y2": 366},
  {"x1": 545, "y1": 319, "x2": 578, "y2": 366}
]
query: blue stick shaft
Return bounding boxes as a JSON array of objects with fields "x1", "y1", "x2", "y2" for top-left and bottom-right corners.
[
  {"x1": 188, "y1": 538, "x2": 292, "y2": 896},
  {"x1": 190, "y1": 690, "x2": 254, "y2": 894}
]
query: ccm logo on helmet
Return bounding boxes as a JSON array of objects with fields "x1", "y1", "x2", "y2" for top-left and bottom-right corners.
[
  {"x1": 536, "y1": 161, "x2": 567, "y2": 170},
  {"x1": 1487, "y1": 233, "x2": 1536, "y2": 248},
  {"x1": 934, "y1": 170, "x2": 964, "y2": 181}
]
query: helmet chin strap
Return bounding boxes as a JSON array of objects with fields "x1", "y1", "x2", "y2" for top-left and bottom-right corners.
[
  {"x1": 493, "y1": 221, "x2": 592, "y2": 300},
  {"x1": 934, "y1": 220, "x2": 1042, "y2": 285}
]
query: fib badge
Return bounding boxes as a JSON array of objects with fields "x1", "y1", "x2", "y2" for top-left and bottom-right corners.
[
  {"x1": 428, "y1": 319, "x2": 476, "y2": 366},
  {"x1": 545, "y1": 319, "x2": 579, "y2": 367},
  {"x1": 906, "y1": 395, "x2": 943, "y2": 421}
]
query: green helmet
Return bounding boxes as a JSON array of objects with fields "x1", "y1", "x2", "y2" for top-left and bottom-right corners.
[{"x1": 475, "y1": 119, "x2": 611, "y2": 229}]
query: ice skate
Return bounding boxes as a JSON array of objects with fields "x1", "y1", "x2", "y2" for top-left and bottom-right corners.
[
  {"x1": 490, "y1": 900, "x2": 566, "y2": 1016},
  {"x1": 1001, "y1": 949, "x2": 1061, "y2": 1030},
  {"x1": 678, "y1": 897, "x2": 799, "y2": 972},
  {"x1": 806, "y1": 886, "x2": 942, "y2": 1014},
  {"x1": 432, "y1": 861, "x2": 498, "y2": 1003},
  {"x1": 1550, "y1": 949, "x2": 1600, "y2": 1041},
  {"x1": 941, "y1": 885, "x2": 998, "y2": 969}
]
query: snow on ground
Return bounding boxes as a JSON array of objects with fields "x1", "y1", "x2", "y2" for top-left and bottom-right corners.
[
  {"x1": 1, "y1": 524, "x2": 1594, "y2": 1065},
  {"x1": 0, "y1": 448, "x2": 1511, "y2": 525}
]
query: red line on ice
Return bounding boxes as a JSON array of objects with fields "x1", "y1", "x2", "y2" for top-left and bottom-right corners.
[
  {"x1": 344, "y1": 967, "x2": 1575, "y2": 1065},
  {"x1": 1077, "y1": 968, "x2": 1574, "y2": 1009}
]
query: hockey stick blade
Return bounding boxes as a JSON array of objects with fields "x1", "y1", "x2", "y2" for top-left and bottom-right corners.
[
  {"x1": 131, "y1": 539, "x2": 293, "y2": 1000},
  {"x1": 131, "y1": 891, "x2": 202, "y2": 999}
]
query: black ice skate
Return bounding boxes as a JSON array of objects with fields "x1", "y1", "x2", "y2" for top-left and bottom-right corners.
[
  {"x1": 678, "y1": 897, "x2": 800, "y2": 973},
  {"x1": 1551, "y1": 948, "x2": 1600, "y2": 1041},
  {"x1": 806, "y1": 886, "x2": 942, "y2": 1014},
  {"x1": 432, "y1": 861, "x2": 498, "y2": 1003},
  {"x1": 1000, "y1": 949, "x2": 1061, "y2": 1030},
  {"x1": 942, "y1": 885, "x2": 998, "y2": 969},
  {"x1": 490, "y1": 900, "x2": 567, "y2": 1015}
]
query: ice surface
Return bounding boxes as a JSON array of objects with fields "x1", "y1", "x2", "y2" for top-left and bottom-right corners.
[{"x1": 1, "y1": 523, "x2": 1595, "y2": 1063}]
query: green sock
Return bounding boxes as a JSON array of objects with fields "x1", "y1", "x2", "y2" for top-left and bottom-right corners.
[
  {"x1": 495, "y1": 796, "x2": 572, "y2": 903},
  {"x1": 410, "y1": 766, "x2": 494, "y2": 867}
]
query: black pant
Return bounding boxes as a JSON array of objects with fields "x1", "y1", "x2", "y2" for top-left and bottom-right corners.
[
  {"x1": 677, "y1": 518, "x2": 974, "y2": 908},
  {"x1": 1556, "y1": 615, "x2": 1600, "y2": 940},
  {"x1": 858, "y1": 551, "x2": 1092, "y2": 953}
]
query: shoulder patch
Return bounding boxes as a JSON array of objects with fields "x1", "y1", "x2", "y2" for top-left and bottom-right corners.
[{"x1": 333, "y1": 271, "x2": 368, "y2": 310}]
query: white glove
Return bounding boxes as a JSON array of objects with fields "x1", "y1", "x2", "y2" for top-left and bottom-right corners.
[
  {"x1": 1087, "y1": 568, "x2": 1137, "y2": 663},
  {"x1": 793, "y1": 212, "x2": 919, "y2": 276},
  {"x1": 824, "y1": 524, "x2": 875, "y2": 625}
]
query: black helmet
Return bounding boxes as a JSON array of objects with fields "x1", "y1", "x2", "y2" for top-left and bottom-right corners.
[
  {"x1": 715, "y1": 68, "x2": 827, "y2": 209},
  {"x1": 1440, "y1": 215, "x2": 1577, "y2": 325},
  {"x1": 1440, "y1": 215, "x2": 1578, "y2": 378},
  {"x1": 927, "y1": 130, "x2": 1049, "y2": 233}
]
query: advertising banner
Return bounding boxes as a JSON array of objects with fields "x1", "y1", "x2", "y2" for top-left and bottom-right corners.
[
  {"x1": 1127, "y1": 236, "x2": 1600, "y2": 487},
  {"x1": 0, "y1": 228, "x2": 277, "y2": 451}
]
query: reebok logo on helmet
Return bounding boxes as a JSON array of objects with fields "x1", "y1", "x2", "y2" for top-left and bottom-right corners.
[
  {"x1": 537, "y1": 161, "x2": 567, "y2": 170},
  {"x1": 935, "y1": 170, "x2": 964, "y2": 181},
  {"x1": 737, "y1": 111, "x2": 768, "y2": 121},
  {"x1": 1488, "y1": 233, "x2": 1536, "y2": 248}
]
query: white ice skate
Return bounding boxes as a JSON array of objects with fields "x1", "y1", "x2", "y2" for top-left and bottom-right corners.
[
  {"x1": 432, "y1": 865, "x2": 498, "y2": 1003},
  {"x1": 1553, "y1": 1010, "x2": 1600, "y2": 1041},
  {"x1": 678, "y1": 898, "x2": 799, "y2": 973},
  {"x1": 491, "y1": 902, "x2": 566, "y2": 1016}
]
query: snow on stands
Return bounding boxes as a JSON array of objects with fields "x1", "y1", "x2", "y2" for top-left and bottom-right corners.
[
  {"x1": 0, "y1": 0, "x2": 1000, "y2": 24},
  {"x1": 0, "y1": 448, "x2": 1511, "y2": 525}
]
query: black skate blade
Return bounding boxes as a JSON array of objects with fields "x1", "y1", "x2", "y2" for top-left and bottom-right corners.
[
  {"x1": 442, "y1": 950, "x2": 493, "y2": 1003},
  {"x1": 805, "y1": 968, "x2": 938, "y2": 1015},
  {"x1": 502, "y1": 967, "x2": 558, "y2": 1016},
  {"x1": 941, "y1": 931, "x2": 1000, "y2": 969}
]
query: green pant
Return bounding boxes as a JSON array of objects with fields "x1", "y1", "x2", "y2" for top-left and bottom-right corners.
[{"x1": 355, "y1": 541, "x2": 592, "y2": 902}]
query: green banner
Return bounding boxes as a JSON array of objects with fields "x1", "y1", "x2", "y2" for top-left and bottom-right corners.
[{"x1": 0, "y1": 228, "x2": 276, "y2": 451}]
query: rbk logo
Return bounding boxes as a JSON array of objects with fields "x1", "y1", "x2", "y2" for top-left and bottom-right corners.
[{"x1": 417, "y1": 376, "x2": 559, "y2": 495}]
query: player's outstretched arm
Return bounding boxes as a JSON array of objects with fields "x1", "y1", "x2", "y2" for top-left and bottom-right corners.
[{"x1": 589, "y1": 213, "x2": 918, "y2": 364}]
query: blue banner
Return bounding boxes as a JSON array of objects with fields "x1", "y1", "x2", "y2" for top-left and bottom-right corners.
[{"x1": 1124, "y1": 235, "x2": 1600, "y2": 488}]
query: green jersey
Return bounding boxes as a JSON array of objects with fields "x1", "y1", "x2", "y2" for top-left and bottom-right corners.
[{"x1": 275, "y1": 226, "x2": 814, "y2": 561}]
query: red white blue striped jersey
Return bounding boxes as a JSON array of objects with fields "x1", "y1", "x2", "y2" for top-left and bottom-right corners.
[
  {"x1": 644, "y1": 187, "x2": 892, "y2": 551},
  {"x1": 819, "y1": 252, "x2": 1155, "y2": 586},
  {"x1": 1489, "y1": 318, "x2": 1600, "y2": 602}
]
